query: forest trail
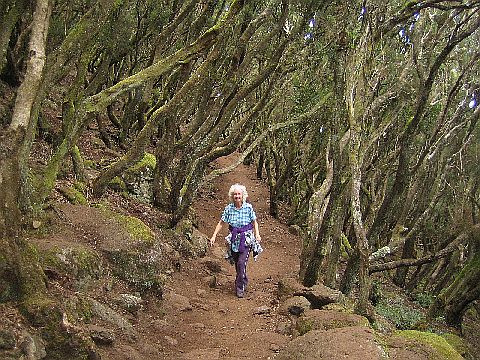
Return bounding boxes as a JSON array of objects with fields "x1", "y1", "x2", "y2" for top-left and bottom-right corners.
[{"x1": 155, "y1": 154, "x2": 302, "y2": 359}]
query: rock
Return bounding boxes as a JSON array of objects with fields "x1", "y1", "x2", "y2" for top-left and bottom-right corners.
[
  {"x1": 39, "y1": 245, "x2": 104, "y2": 292},
  {"x1": 276, "y1": 321, "x2": 292, "y2": 335},
  {"x1": 173, "y1": 220, "x2": 209, "y2": 258},
  {"x1": 387, "y1": 330, "x2": 464, "y2": 360},
  {"x1": 32, "y1": 220, "x2": 42, "y2": 229},
  {"x1": 270, "y1": 343, "x2": 281, "y2": 352},
  {"x1": 294, "y1": 284, "x2": 343, "y2": 309},
  {"x1": 296, "y1": 309, "x2": 370, "y2": 335},
  {"x1": 203, "y1": 275, "x2": 217, "y2": 288},
  {"x1": 117, "y1": 293, "x2": 144, "y2": 314},
  {"x1": 277, "y1": 277, "x2": 343, "y2": 309},
  {"x1": 121, "y1": 153, "x2": 156, "y2": 202},
  {"x1": 276, "y1": 327, "x2": 383, "y2": 360},
  {"x1": 88, "y1": 325, "x2": 115, "y2": 345},
  {"x1": 196, "y1": 289, "x2": 207, "y2": 297},
  {"x1": 253, "y1": 305, "x2": 271, "y2": 315},
  {"x1": 166, "y1": 293, "x2": 193, "y2": 311},
  {"x1": 90, "y1": 299, "x2": 137, "y2": 338},
  {"x1": 277, "y1": 276, "x2": 304, "y2": 300},
  {"x1": 278, "y1": 296, "x2": 311, "y2": 316}
]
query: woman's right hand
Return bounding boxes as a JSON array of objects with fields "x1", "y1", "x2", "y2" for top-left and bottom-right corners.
[{"x1": 210, "y1": 236, "x2": 216, "y2": 246}]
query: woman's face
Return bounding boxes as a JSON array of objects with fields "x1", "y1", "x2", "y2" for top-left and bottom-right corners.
[{"x1": 233, "y1": 188, "x2": 243, "y2": 207}]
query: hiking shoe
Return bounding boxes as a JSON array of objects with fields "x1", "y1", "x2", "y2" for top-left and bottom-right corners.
[{"x1": 236, "y1": 291, "x2": 244, "y2": 298}]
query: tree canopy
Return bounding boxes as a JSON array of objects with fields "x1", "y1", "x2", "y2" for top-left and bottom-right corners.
[{"x1": 1, "y1": 0, "x2": 479, "y2": 335}]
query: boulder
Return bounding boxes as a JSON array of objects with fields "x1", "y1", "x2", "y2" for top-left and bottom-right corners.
[
  {"x1": 296, "y1": 309, "x2": 369, "y2": 335},
  {"x1": 278, "y1": 296, "x2": 311, "y2": 316},
  {"x1": 276, "y1": 326, "x2": 383, "y2": 360},
  {"x1": 294, "y1": 284, "x2": 343, "y2": 309},
  {"x1": 89, "y1": 299, "x2": 137, "y2": 339},
  {"x1": 88, "y1": 325, "x2": 115, "y2": 346},
  {"x1": 277, "y1": 276, "x2": 304, "y2": 300}
]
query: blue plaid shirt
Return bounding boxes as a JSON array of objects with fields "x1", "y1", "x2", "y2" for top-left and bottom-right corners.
[
  {"x1": 222, "y1": 202, "x2": 257, "y2": 252},
  {"x1": 221, "y1": 202, "x2": 256, "y2": 227}
]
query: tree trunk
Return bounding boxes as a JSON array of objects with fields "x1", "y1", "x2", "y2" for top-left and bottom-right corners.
[
  {"x1": 0, "y1": 129, "x2": 25, "y2": 238},
  {"x1": 428, "y1": 251, "x2": 480, "y2": 327},
  {"x1": 0, "y1": 0, "x2": 51, "y2": 302},
  {"x1": 394, "y1": 234, "x2": 416, "y2": 287},
  {"x1": 301, "y1": 140, "x2": 342, "y2": 287}
]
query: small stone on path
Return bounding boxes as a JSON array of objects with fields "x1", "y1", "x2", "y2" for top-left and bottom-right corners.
[{"x1": 253, "y1": 305, "x2": 271, "y2": 315}]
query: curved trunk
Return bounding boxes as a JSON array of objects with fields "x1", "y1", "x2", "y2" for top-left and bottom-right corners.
[
  {"x1": 301, "y1": 140, "x2": 342, "y2": 287},
  {"x1": 429, "y1": 251, "x2": 480, "y2": 327}
]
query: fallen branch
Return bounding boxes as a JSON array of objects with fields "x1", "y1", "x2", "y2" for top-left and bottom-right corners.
[{"x1": 369, "y1": 224, "x2": 480, "y2": 274}]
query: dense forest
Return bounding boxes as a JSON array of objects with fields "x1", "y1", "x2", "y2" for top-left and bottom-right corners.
[{"x1": 1, "y1": 0, "x2": 479, "y2": 358}]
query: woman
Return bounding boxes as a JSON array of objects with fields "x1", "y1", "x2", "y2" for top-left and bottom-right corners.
[{"x1": 210, "y1": 183, "x2": 262, "y2": 298}]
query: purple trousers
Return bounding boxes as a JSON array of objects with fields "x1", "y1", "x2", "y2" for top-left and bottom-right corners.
[{"x1": 232, "y1": 248, "x2": 250, "y2": 295}]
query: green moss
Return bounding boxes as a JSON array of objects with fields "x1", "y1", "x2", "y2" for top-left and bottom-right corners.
[
  {"x1": 112, "y1": 212, "x2": 155, "y2": 243},
  {"x1": 38, "y1": 246, "x2": 103, "y2": 291},
  {"x1": 65, "y1": 296, "x2": 94, "y2": 323},
  {"x1": 58, "y1": 186, "x2": 87, "y2": 205},
  {"x1": 126, "y1": 152, "x2": 156, "y2": 174},
  {"x1": 441, "y1": 333, "x2": 468, "y2": 357},
  {"x1": 83, "y1": 159, "x2": 95, "y2": 168},
  {"x1": 107, "y1": 249, "x2": 163, "y2": 295},
  {"x1": 108, "y1": 176, "x2": 127, "y2": 191},
  {"x1": 397, "y1": 330, "x2": 463, "y2": 360}
]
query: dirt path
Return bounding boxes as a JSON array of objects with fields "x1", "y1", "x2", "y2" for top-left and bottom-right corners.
[{"x1": 156, "y1": 155, "x2": 302, "y2": 359}]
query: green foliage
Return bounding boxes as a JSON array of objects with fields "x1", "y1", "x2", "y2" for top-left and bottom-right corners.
[
  {"x1": 412, "y1": 291, "x2": 435, "y2": 308},
  {"x1": 297, "y1": 318, "x2": 314, "y2": 335},
  {"x1": 376, "y1": 296, "x2": 424, "y2": 330}
]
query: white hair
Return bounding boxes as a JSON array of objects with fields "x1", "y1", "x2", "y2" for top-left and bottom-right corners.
[{"x1": 228, "y1": 183, "x2": 248, "y2": 203}]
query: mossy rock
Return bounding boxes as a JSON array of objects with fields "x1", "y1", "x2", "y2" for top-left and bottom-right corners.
[
  {"x1": 38, "y1": 245, "x2": 104, "y2": 291},
  {"x1": 115, "y1": 213, "x2": 155, "y2": 244},
  {"x1": 106, "y1": 248, "x2": 164, "y2": 296},
  {"x1": 168, "y1": 221, "x2": 208, "y2": 258},
  {"x1": 296, "y1": 309, "x2": 370, "y2": 335},
  {"x1": 20, "y1": 294, "x2": 96, "y2": 359},
  {"x1": 108, "y1": 176, "x2": 127, "y2": 191},
  {"x1": 100, "y1": 208, "x2": 155, "y2": 245},
  {"x1": 58, "y1": 185, "x2": 88, "y2": 205},
  {"x1": 441, "y1": 333, "x2": 468, "y2": 357},
  {"x1": 395, "y1": 330, "x2": 463, "y2": 360},
  {"x1": 121, "y1": 152, "x2": 156, "y2": 202},
  {"x1": 126, "y1": 152, "x2": 156, "y2": 174},
  {"x1": 0, "y1": 252, "x2": 15, "y2": 303}
]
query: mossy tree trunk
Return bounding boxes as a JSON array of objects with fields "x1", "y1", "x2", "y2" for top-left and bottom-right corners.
[
  {"x1": 0, "y1": 0, "x2": 52, "y2": 302},
  {"x1": 429, "y1": 249, "x2": 480, "y2": 327},
  {"x1": 92, "y1": 0, "x2": 246, "y2": 197},
  {"x1": 301, "y1": 137, "x2": 343, "y2": 287}
]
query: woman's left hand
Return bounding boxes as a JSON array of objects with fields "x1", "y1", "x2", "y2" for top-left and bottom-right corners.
[{"x1": 256, "y1": 235, "x2": 262, "y2": 242}]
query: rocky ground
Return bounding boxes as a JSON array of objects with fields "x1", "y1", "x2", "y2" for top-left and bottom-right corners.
[{"x1": 0, "y1": 153, "x2": 474, "y2": 359}]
